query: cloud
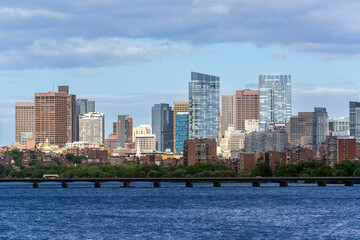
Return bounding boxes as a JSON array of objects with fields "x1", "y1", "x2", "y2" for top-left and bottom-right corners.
[
  {"x1": 65, "y1": 69, "x2": 101, "y2": 78},
  {"x1": 300, "y1": 87, "x2": 358, "y2": 94},
  {"x1": 269, "y1": 51, "x2": 287, "y2": 59},
  {"x1": 0, "y1": 7, "x2": 70, "y2": 20}
]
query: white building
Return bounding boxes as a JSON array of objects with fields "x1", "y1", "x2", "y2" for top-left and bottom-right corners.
[
  {"x1": 79, "y1": 112, "x2": 104, "y2": 145},
  {"x1": 135, "y1": 134, "x2": 157, "y2": 152},
  {"x1": 245, "y1": 119, "x2": 259, "y2": 133},
  {"x1": 220, "y1": 127, "x2": 247, "y2": 152}
]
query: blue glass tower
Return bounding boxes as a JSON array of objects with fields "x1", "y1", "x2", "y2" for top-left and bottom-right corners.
[
  {"x1": 189, "y1": 72, "x2": 220, "y2": 143},
  {"x1": 151, "y1": 103, "x2": 174, "y2": 152},
  {"x1": 350, "y1": 101, "x2": 360, "y2": 142},
  {"x1": 175, "y1": 113, "x2": 189, "y2": 153},
  {"x1": 259, "y1": 74, "x2": 291, "y2": 131}
]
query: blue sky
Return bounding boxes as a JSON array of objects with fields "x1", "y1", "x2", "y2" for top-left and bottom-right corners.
[{"x1": 1, "y1": 0, "x2": 360, "y2": 145}]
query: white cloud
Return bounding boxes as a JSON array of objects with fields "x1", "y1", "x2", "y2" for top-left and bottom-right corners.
[
  {"x1": 210, "y1": 5, "x2": 230, "y2": 15},
  {"x1": 0, "y1": 7, "x2": 70, "y2": 20},
  {"x1": 269, "y1": 51, "x2": 287, "y2": 59},
  {"x1": 300, "y1": 87, "x2": 358, "y2": 94}
]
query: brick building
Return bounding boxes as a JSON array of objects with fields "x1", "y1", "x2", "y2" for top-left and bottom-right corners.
[{"x1": 183, "y1": 138, "x2": 217, "y2": 166}]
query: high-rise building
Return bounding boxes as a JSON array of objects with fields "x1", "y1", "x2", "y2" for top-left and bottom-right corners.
[
  {"x1": 259, "y1": 75, "x2": 291, "y2": 131},
  {"x1": 152, "y1": 103, "x2": 174, "y2": 152},
  {"x1": 328, "y1": 117, "x2": 349, "y2": 134},
  {"x1": 221, "y1": 95, "x2": 235, "y2": 137},
  {"x1": 15, "y1": 102, "x2": 35, "y2": 144},
  {"x1": 173, "y1": 101, "x2": 189, "y2": 152},
  {"x1": 245, "y1": 130, "x2": 288, "y2": 153},
  {"x1": 35, "y1": 92, "x2": 68, "y2": 146},
  {"x1": 323, "y1": 135, "x2": 357, "y2": 167},
  {"x1": 175, "y1": 112, "x2": 189, "y2": 153},
  {"x1": 79, "y1": 112, "x2": 104, "y2": 145},
  {"x1": 76, "y1": 99, "x2": 95, "y2": 140},
  {"x1": 290, "y1": 112, "x2": 314, "y2": 147},
  {"x1": 135, "y1": 134, "x2": 157, "y2": 152},
  {"x1": 189, "y1": 72, "x2": 220, "y2": 143},
  {"x1": 313, "y1": 107, "x2": 329, "y2": 151},
  {"x1": 58, "y1": 86, "x2": 77, "y2": 143},
  {"x1": 133, "y1": 125, "x2": 152, "y2": 140},
  {"x1": 113, "y1": 115, "x2": 133, "y2": 149},
  {"x1": 234, "y1": 89, "x2": 259, "y2": 131},
  {"x1": 183, "y1": 138, "x2": 218, "y2": 166},
  {"x1": 350, "y1": 101, "x2": 360, "y2": 142}
]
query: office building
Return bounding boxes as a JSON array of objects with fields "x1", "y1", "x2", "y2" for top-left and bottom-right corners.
[
  {"x1": 221, "y1": 95, "x2": 235, "y2": 137},
  {"x1": 135, "y1": 134, "x2": 157, "y2": 152},
  {"x1": 323, "y1": 135, "x2": 357, "y2": 167},
  {"x1": 35, "y1": 92, "x2": 68, "y2": 146},
  {"x1": 175, "y1": 113, "x2": 189, "y2": 153},
  {"x1": 313, "y1": 107, "x2": 329, "y2": 151},
  {"x1": 245, "y1": 130, "x2": 288, "y2": 153},
  {"x1": 189, "y1": 72, "x2": 220, "y2": 143},
  {"x1": 328, "y1": 117, "x2": 349, "y2": 134},
  {"x1": 259, "y1": 74, "x2": 291, "y2": 131},
  {"x1": 290, "y1": 112, "x2": 314, "y2": 147},
  {"x1": 15, "y1": 102, "x2": 35, "y2": 144},
  {"x1": 152, "y1": 103, "x2": 174, "y2": 152},
  {"x1": 79, "y1": 112, "x2": 104, "y2": 145},
  {"x1": 245, "y1": 119, "x2": 259, "y2": 132},
  {"x1": 113, "y1": 115, "x2": 133, "y2": 149},
  {"x1": 58, "y1": 86, "x2": 77, "y2": 143},
  {"x1": 183, "y1": 138, "x2": 217, "y2": 166},
  {"x1": 350, "y1": 101, "x2": 360, "y2": 142},
  {"x1": 234, "y1": 90, "x2": 259, "y2": 131},
  {"x1": 173, "y1": 101, "x2": 189, "y2": 152},
  {"x1": 76, "y1": 99, "x2": 95, "y2": 140},
  {"x1": 220, "y1": 127, "x2": 246, "y2": 152},
  {"x1": 133, "y1": 125, "x2": 152, "y2": 139}
]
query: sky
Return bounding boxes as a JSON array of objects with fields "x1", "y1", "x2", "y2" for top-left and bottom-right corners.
[{"x1": 1, "y1": 0, "x2": 360, "y2": 145}]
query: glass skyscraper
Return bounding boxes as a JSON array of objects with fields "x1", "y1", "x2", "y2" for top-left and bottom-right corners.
[
  {"x1": 175, "y1": 113, "x2": 189, "y2": 153},
  {"x1": 189, "y1": 72, "x2": 220, "y2": 143},
  {"x1": 313, "y1": 107, "x2": 329, "y2": 151},
  {"x1": 151, "y1": 103, "x2": 174, "y2": 152},
  {"x1": 349, "y1": 101, "x2": 360, "y2": 141},
  {"x1": 259, "y1": 74, "x2": 291, "y2": 131}
]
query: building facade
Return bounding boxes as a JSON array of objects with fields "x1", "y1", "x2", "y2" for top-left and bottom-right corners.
[
  {"x1": 189, "y1": 72, "x2": 220, "y2": 143},
  {"x1": 135, "y1": 134, "x2": 157, "y2": 152},
  {"x1": 290, "y1": 112, "x2": 314, "y2": 147},
  {"x1": 76, "y1": 99, "x2": 95, "y2": 140},
  {"x1": 79, "y1": 112, "x2": 105, "y2": 145},
  {"x1": 35, "y1": 92, "x2": 68, "y2": 146},
  {"x1": 183, "y1": 138, "x2": 217, "y2": 166},
  {"x1": 133, "y1": 125, "x2": 152, "y2": 139},
  {"x1": 15, "y1": 102, "x2": 35, "y2": 144},
  {"x1": 58, "y1": 86, "x2": 77, "y2": 143},
  {"x1": 152, "y1": 103, "x2": 174, "y2": 152},
  {"x1": 234, "y1": 89, "x2": 259, "y2": 131},
  {"x1": 221, "y1": 95, "x2": 235, "y2": 137},
  {"x1": 173, "y1": 101, "x2": 189, "y2": 152},
  {"x1": 245, "y1": 130, "x2": 288, "y2": 153},
  {"x1": 175, "y1": 113, "x2": 189, "y2": 153},
  {"x1": 259, "y1": 75, "x2": 291, "y2": 131},
  {"x1": 350, "y1": 101, "x2": 360, "y2": 142},
  {"x1": 113, "y1": 115, "x2": 133, "y2": 149},
  {"x1": 328, "y1": 117, "x2": 349, "y2": 134},
  {"x1": 313, "y1": 107, "x2": 329, "y2": 151}
]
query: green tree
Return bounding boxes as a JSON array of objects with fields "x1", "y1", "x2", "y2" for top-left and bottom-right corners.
[{"x1": 250, "y1": 163, "x2": 272, "y2": 177}]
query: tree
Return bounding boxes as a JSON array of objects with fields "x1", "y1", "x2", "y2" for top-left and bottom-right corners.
[{"x1": 250, "y1": 163, "x2": 272, "y2": 177}]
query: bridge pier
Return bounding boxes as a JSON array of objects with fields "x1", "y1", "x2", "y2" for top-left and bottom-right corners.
[
  {"x1": 252, "y1": 182, "x2": 261, "y2": 187},
  {"x1": 186, "y1": 182, "x2": 193, "y2": 188},
  {"x1": 280, "y1": 182, "x2": 288, "y2": 187},
  {"x1": 123, "y1": 182, "x2": 132, "y2": 188},
  {"x1": 213, "y1": 182, "x2": 221, "y2": 187},
  {"x1": 345, "y1": 181, "x2": 354, "y2": 186},
  {"x1": 61, "y1": 183, "x2": 68, "y2": 188},
  {"x1": 94, "y1": 182, "x2": 101, "y2": 188},
  {"x1": 33, "y1": 183, "x2": 39, "y2": 188},
  {"x1": 154, "y1": 182, "x2": 161, "y2": 188},
  {"x1": 317, "y1": 181, "x2": 327, "y2": 187}
]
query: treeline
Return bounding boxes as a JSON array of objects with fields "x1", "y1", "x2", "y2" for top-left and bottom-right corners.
[
  {"x1": 251, "y1": 160, "x2": 360, "y2": 177},
  {"x1": 0, "y1": 163, "x2": 237, "y2": 179}
]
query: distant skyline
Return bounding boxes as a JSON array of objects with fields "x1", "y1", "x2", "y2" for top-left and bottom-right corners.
[{"x1": 2, "y1": 1, "x2": 360, "y2": 145}]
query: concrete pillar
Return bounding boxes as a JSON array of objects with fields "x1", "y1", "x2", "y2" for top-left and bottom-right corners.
[
  {"x1": 213, "y1": 182, "x2": 222, "y2": 187},
  {"x1": 94, "y1": 182, "x2": 101, "y2": 188},
  {"x1": 252, "y1": 182, "x2": 261, "y2": 187},
  {"x1": 318, "y1": 181, "x2": 327, "y2": 187},
  {"x1": 186, "y1": 182, "x2": 193, "y2": 188},
  {"x1": 33, "y1": 183, "x2": 39, "y2": 188},
  {"x1": 123, "y1": 182, "x2": 132, "y2": 188},
  {"x1": 61, "y1": 183, "x2": 68, "y2": 188},
  {"x1": 154, "y1": 182, "x2": 161, "y2": 188},
  {"x1": 345, "y1": 181, "x2": 354, "y2": 186},
  {"x1": 280, "y1": 182, "x2": 288, "y2": 187}
]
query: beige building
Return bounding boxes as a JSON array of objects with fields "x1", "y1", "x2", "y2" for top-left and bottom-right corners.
[
  {"x1": 79, "y1": 112, "x2": 105, "y2": 145},
  {"x1": 173, "y1": 101, "x2": 189, "y2": 151},
  {"x1": 135, "y1": 134, "x2": 157, "y2": 152},
  {"x1": 15, "y1": 102, "x2": 35, "y2": 144},
  {"x1": 132, "y1": 125, "x2": 152, "y2": 140},
  {"x1": 58, "y1": 86, "x2": 77, "y2": 143},
  {"x1": 245, "y1": 119, "x2": 259, "y2": 132},
  {"x1": 35, "y1": 92, "x2": 68, "y2": 146},
  {"x1": 221, "y1": 95, "x2": 235, "y2": 138},
  {"x1": 220, "y1": 127, "x2": 246, "y2": 152}
]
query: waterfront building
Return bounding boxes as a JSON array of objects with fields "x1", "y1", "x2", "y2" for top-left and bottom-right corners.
[
  {"x1": 173, "y1": 101, "x2": 189, "y2": 152},
  {"x1": 183, "y1": 138, "x2": 217, "y2": 166},
  {"x1": 35, "y1": 92, "x2": 68, "y2": 146},
  {"x1": 58, "y1": 86, "x2": 77, "y2": 143},
  {"x1": 244, "y1": 119, "x2": 259, "y2": 132},
  {"x1": 245, "y1": 130, "x2": 288, "y2": 153},
  {"x1": 152, "y1": 103, "x2": 174, "y2": 152},
  {"x1": 15, "y1": 102, "x2": 35, "y2": 144},
  {"x1": 221, "y1": 95, "x2": 235, "y2": 137},
  {"x1": 259, "y1": 74, "x2": 291, "y2": 131},
  {"x1": 349, "y1": 101, "x2": 360, "y2": 142},
  {"x1": 235, "y1": 90, "x2": 259, "y2": 131},
  {"x1": 175, "y1": 113, "x2": 189, "y2": 153},
  {"x1": 313, "y1": 107, "x2": 329, "y2": 151},
  {"x1": 134, "y1": 134, "x2": 157, "y2": 152},
  {"x1": 290, "y1": 112, "x2": 314, "y2": 147},
  {"x1": 323, "y1": 135, "x2": 357, "y2": 167},
  {"x1": 328, "y1": 117, "x2": 349, "y2": 134},
  {"x1": 79, "y1": 112, "x2": 105, "y2": 145},
  {"x1": 189, "y1": 72, "x2": 220, "y2": 143}
]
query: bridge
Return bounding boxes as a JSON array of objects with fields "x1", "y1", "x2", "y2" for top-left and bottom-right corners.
[{"x1": 0, "y1": 177, "x2": 360, "y2": 188}]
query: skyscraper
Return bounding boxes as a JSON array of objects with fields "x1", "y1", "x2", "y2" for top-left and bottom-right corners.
[
  {"x1": 189, "y1": 72, "x2": 220, "y2": 143},
  {"x1": 35, "y1": 92, "x2": 68, "y2": 146},
  {"x1": 79, "y1": 112, "x2": 104, "y2": 145},
  {"x1": 234, "y1": 89, "x2": 259, "y2": 131},
  {"x1": 221, "y1": 95, "x2": 235, "y2": 137},
  {"x1": 58, "y1": 86, "x2": 77, "y2": 143},
  {"x1": 290, "y1": 112, "x2": 313, "y2": 147},
  {"x1": 313, "y1": 107, "x2": 329, "y2": 151},
  {"x1": 76, "y1": 99, "x2": 95, "y2": 140},
  {"x1": 173, "y1": 101, "x2": 189, "y2": 152},
  {"x1": 175, "y1": 112, "x2": 189, "y2": 153},
  {"x1": 349, "y1": 101, "x2": 360, "y2": 141},
  {"x1": 114, "y1": 115, "x2": 133, "y2": 149},
  {"x1": 15, "y1": 102, "x2": 35, "y2": 144},
  {"x1": 152, "y1": 103, "x2": 174, "y2": 152},
  {"x1": 259, "y1": 74, "x2": 291, "y2": 131}
]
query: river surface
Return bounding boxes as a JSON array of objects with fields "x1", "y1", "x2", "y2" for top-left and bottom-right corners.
[{"x1": 0, "y1": 182, "x2": 359, "y2": 239}]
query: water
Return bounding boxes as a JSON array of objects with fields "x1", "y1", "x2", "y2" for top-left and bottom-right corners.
[{"x1": 0, "y1": 182, "x2": 359, "y2": 240}]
